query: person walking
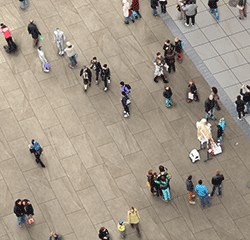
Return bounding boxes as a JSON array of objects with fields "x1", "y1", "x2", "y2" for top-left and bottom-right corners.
[
  {"x1": 240, "y1": 84, "x2": 250, "y2": 114},
  {"x1": 211, "y1": 87, "x2": 221, "y2": 110},
  {"x1": 29, "y1": 139, "x2": 45, "y2": 168},
  {"x1": 20, "y1": 0, "x2": 29, "y2": 9},
  {"x1": 154, "y1": 59, "x2": 168, "y2": 83},
  {"x1": 195, "y1": 180, "x2": 211, "y2": 207},
  {"x1": 90, "y1": 57, "x2": 102, "y2": 84},
  {"x1": 205, "y1": 95, "x2": 216, "y2": 120},
  {"x1": 175, "y1": 37, "x2": 183, "y2": 62},
  {"x1": 181, "y1": 0, "x2": 198, "y2": 27},
  {"x1": 210, "y1": 170, "x2": 224, "y2": 198},
  {"x1": 163, "y1": 85, "x2": 173, "y2": 107},
  {"x1": 155, "y1": 175, "x2": 171, "y2": 202},
  {"x1": 208, "y1": 0, "x2": 219, "y2": 20},
  {"x1": 0, "y1": 23, "x2": 15, "y2": 50},
  {"x1": 151, "y1": 0, "x2": 159, "y2": 18},
  {"x1": 99, "y1": 227, "x2": 110, "y2": 240},
  {"x1": 118, "y1": 221, "x2": 129, "y2": 239},
  {"x1": 238, "y1": 0, "x2": 247, "y2": 20},
  {"x1": 186, "y1": 175, "x2": 195, "y2": 204},
  {"x1": 121, "y1": 91, "x2": 130, "y2": 118},
  {"x1": 159, "y1": 0, "x2": 167, "y2": 13},
  {"x1": 14, "y1": 199, "x2": 26, "y2": 228},
  {"x1": 120, "y1": 82, "x2": 131, "y2": 96},
  {"x1": 187, "y1": 80, "x2": 199, "y2": 102},
  {"x1": 37, "y1": 46, "x2": 50, "y2": 72},
  {"x1": 100, "y1": 64, "x2": 110, "y2": 92},
  {"x1": 235, "y1": 95, "x2": 245, "y2": 120},
  {"x1": 132, "y1": 0, "x2": 142, "y2": 18},
  {"x1": 27, "y1": 20, "x2": 41, "y2": 46},
  {"x1": 80, "y1": 66, "x2": 92, "y2": 92},
  {"x1": 54, "y1": 28, "x2": 66, "y2": 56},
  {"x1": 123, "y1": 0, "x2": 134, "y2": 24},
  {"x1": 64, "y1": 42, "x2": 77, "y2": 69},
  {"x1": 22, "y1": 199, "x2": 34, "y2": 224},
  {"x1": 165, "y1": 49, "x2": 176, "y2": 73},
  {"x1": 217, "y1": 117, "x2": 225, "y2": 145},
  {"x1": 49, "y1": 232, "x2": 62, "y2": 240},
  {"x1": 128, "y1": 207, "x2": 141, "y2": 237}
]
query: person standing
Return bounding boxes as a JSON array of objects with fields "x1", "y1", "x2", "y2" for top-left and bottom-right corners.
[
  {"x1": 0, "y1": 23, "x2": 14, "y2": 50},
  {"x1": 165, "y1": 49, "x2": 176, "y2": 73},
  {"x1": 14, "y1": 199, "x2": 26, "y2": 228},
  {"x1": 158, "y1": 165, "x2": 172, "y2": 189},
  {"x1": 80, "y1": 66, "x2": 92, "y2": 92},
  {"x1": 37, "y1": 46, "x2": 49, "y2": 73},
  {"x1": 186, "y1": 175, "x2": 195, "y2": 204},
  {"x1": 123, "y1": 0, "x2": 134, "y2": 24},
  {"x1": 99, "y1": 227, "x2": 110, "y2": 240},
  {"x1": 64, "y1": 42, "x2": 77, "y2": 69},
  {"x1": 163, "y1": 85, "x2": 173, "y2": 107},
  {"x1": 118, "y1": 221, "x2": 129, "y2": 239},
  {"x1": 159, "y1": 0, "x2": 167, "y2": 13},
  {"x1": 29, "y1": 139, "x2": 45, "y2": 168},
  {"x1": 175, "y1": 37, "x2": 183, "y2": 62},
  {"x1": 217, "y1": 117, "x2": 225, "y2": 145},
  {"x1": 195, "y1": 180, "x2": 211, "y2": 207},
  {"x1": 128, "y1": 207, "x2": 141, "y2": 237},
  {"x1": 187, "y1": 80, "x2": 199, "y2": 102},
  {"x1": 22, "y1": 199, "x2": 34, "y2": 224},
  {"x1": 90, "y1": 57, "x2": 102, "y2": 84},
  {"x1": 154, "y1": 52, "x2": 165, "y2": 65},
  {"x1": 163, "y1": 39, "x2": 174, "y2": 56},
  {"x1": 49, "y1": 232, "x2": 62, "y2": 240},
  {"x1": 101, "y1": 64, "x2": 110, "y2": 92},
  {"x1": 210, "y1": 170, "x2": 224, "y2": 198},
  {"x1": 205, "y1": 95, "x2": 216, "y2": 120},
  {"x1": 238, "y1": 0, "x2": 247, "y2": 20},
  {"x1": 181, "y1": 0, "x2": 198, "y2": 27},
  {"x1": 27, "y1": 20, "x2": 41, "y2": 46},
  {"x1": 154, "y1": 59, "x2": 168, "y2": 83},
  {"x1": 121, "y1": 91, "x2": 130, "y2": 118},
  {"x1": 235, "y1": 95, "x2": 245, "y2": 120},
  {"x1": 151, "y1": 0, "x2": 159, "y2": 18},
  {"x1": 20, "y1": 0, "x2": 29, "y2": 9},
  {"x1": 155, "y1": 175, "x2": 171, "y2": 202},
  {"x1": 208, "y1": 0, "x2": 219, "y2": 20},
  {"x1": 240, "y1": 84, "x2": 250, "y2": 114},
  {"x1": 211, "y1": 87, "x2": 221, "y2": 111},
  {"x1": 120, "y1": 82, "x2": 131, "y2": 96},
  {"x1": 54, "y1": 28, "x2": 66, "y2": 56},
  {"x1": 132, "y1": 0, "x2": 142, "y2": 18}
]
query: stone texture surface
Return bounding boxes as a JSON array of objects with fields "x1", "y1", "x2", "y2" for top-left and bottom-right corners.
[{"x1": 0, "y1": 1, "x2": 249, "y2": 240}]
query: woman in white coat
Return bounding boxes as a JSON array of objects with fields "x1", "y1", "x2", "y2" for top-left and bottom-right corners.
[{"x1": 123, "y1": 0, "x2": 134, "y2": 24}]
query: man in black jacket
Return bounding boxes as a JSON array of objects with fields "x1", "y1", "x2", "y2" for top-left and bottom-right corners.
[
  {"x1": 90, "y1": 57, "x2": 102, "y2": 84},
  {"x1": 240, "y1": 84, "x2": 250, "y2": 114},
  {"x1": 14, "y1": 199, "x2": 26, "y2": 228},
  {"x1": 205, "y1": 95, "x2": 216, "y2": 120},
  {"x1": 27, "y1": 20, "x2": 41, "y2": 46},
  {"x1": 186, "y1": 175, "x2": 195, "y2": 204},
  {"x1": 210, "y1": 170, "x2": 224, "y2": 197},
  {"x1": 101, "y1": 64, "x2": 110, "y2": 92},
  {"x1": 151, "y1": 0, "x2": 159, "y2": 17}
]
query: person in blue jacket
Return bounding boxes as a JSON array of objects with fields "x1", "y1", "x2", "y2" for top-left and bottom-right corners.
[
  {"x1": 195, "y1": 180, "x2": 211, "y2": 207},
  {"x1": 49, "y1": 232, "x2": 62, "y2": 240}
]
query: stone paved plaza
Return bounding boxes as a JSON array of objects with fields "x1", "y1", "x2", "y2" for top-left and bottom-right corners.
[{"x1": 0, "y1": 0, "x2": 250, "y2": 240}]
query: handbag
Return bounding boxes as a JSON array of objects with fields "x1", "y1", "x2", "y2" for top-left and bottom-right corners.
[
  {"x1": 146, "y1": 182, "x2": 151, "y2": 188},
  {"x1": 188, "y1": 92, "x2": 194, "y2": 100},
  {"x1": 236, "y1": 4, "x2": 244, "y2": 9}
]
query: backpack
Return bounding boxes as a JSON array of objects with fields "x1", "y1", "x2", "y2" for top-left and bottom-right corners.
[
  {"x1": 125, "y1": 84, "x2": 131, "y2": 90},
  {"x1": 176, "y1": 4, "x2": 181, "y2": 12}
]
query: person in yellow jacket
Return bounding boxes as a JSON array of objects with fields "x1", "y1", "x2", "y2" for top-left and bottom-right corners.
[
  {"x1": 127, "y1": 207, "x2": 141, "y2": 237},
  {"x1": 117, "y1": 221, "x2": 129, "y2": 238}
]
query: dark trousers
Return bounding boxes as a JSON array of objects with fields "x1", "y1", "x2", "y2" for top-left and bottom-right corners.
[
  {"x1": 237, "y1": 110, "x2": 245, "y2": 119},
  {"x1": 186, "y1": 15, "x2": 195, "y2": 25},
  {"x1": 211, "y1": 185, "x2": 222, "y2": 196},
  {"x1": 124, "y1": 105, "x2": 129, "y2": 114},
  {"x1": 160, "y1": 2, "x2": 167, "y2": 13},
  {"x1": 131, "y1": 223, "x2": 140, "y2": 234},
  {"x1": 6, "y1": 37, "x2": 14, "y2": 48},
  {"x1": 95, "y1": 70, "x2": 100, "y2": 81},
  {"x1": 193, "y1": 92, "x2": 199, "y2": 100},
  {"x1": 103, "y1": 77, "x2": 108, "y2": 88},
  {"x1": 152, "y1": 182, "x2": 162, "y2": 197},
  {"x1": 168, "y1": 62, "x2": 175, "y2": 73},
  {"x1": 135, "y1": 11, "x2": 142, "y2": 18},
  {"x1": 215, "y1": 100, "x2": 221, "y2": 110}
]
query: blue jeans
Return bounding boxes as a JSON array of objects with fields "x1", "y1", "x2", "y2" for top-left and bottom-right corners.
[
  {"x1": 153, "y1": 8, "x2": 157, "y2": 16},
  {"x1": 162, "y1": 188, "x2": 170, "y2": 201},
  {"x1": 166, "y1": 98, "x2": 172, "y2": 107},
  {"x1": 246, "y1": 102, "x2": 250, "y2": 113},
  {"x1": 210, "y1": 8, "x2": 219, "y2": 20},
  {"x1": 125, "y1": 16, "x2": 133, "y2": 23},
  {"x1": 218, "y1": 136, "x2": 223, "y2": 145},
  {"x1": 18, "y1": 216, "x2": 26, "y2": 226},
  {"x1": 211, "y1": 185, "x2": 222, "y2": 196},
  {"x1": 199, "y1": 195, "x2": 210, "y2": 207},
  {"x1": 20, "y1": 0, "x2": 28, "y2": 8},
  {"x1": 206, "y1": 108, "x2": 215, "y2": 119},
  {"x1": 69, "y1": 55, "x2": 77, "y2": 67}
]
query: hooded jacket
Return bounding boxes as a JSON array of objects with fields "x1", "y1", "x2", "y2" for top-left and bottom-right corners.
[{"x1": 14, "y1": 199, "x2": 25, "y2": 217}]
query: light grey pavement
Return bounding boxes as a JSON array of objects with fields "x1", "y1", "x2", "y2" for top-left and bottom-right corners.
[{"x1": 0, "y1": 0, "x2": 250, "y2": 240}]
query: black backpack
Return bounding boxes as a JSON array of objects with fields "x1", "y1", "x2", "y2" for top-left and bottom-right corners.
[{"x1": 125, "y1": 84, "x2": 131, "y2": 90}]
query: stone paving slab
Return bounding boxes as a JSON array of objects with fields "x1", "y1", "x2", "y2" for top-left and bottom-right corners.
[{"x1": 0, "y1": 0, "x2": 250, "y2": 240}]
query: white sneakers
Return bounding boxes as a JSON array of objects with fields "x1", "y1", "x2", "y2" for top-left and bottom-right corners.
[
  {"x1": 104, "y1": 87, "x2": 108, "y2": 91},
  {"x1": 185, "y1": 23, "x2": 189, "y2": 27},
  {"x1": 124, "y1": 113, "x2": 130, "y2": 118},
  {"x1": 189, "y1": 201, "x2": 196, "y2": 204}
]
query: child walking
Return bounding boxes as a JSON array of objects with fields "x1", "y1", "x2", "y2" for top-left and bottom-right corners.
[{"x1": 118, "y1": 221, "x2": 129, "y2": 239}]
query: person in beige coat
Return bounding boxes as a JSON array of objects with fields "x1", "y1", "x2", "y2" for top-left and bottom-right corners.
[{"x1": 127, "y1": 207, "x2": 140, "y2": 237}]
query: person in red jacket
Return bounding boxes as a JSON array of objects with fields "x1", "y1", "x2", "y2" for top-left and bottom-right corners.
[
  {"x1": 132, "y1": 0, "x2": 142, "y2": 18},
  {"x1": 0, "y1": 23, "x2": 14, "y2": 50}
]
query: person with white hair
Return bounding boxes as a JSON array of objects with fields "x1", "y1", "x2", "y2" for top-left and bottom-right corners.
[
  {"x1": 64, "y1": 42, "x2": 77, "y2": 68},
  {"x1": 54, "y1": 28, "x2": 66, "y2": 56},
  {"x1": 37, "y1": 46, "x2": 49, "y2": 73},
  {"x1": 205, "y1": 94, "x2": 216, "y2": 120}
]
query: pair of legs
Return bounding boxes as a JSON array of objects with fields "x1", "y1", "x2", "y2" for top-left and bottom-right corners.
[
  {"x1": 83, "y1": 79, "x2": 91, "y2": 91},
  {"x1": 186, "y1": 14, "x2": 195, "y2": 25},
  {"x1": 239, "y1": 6, "x2": 247, "y2": 19},
  {"x1": 95, "y1": 70, "x2": 100, "y2": 83},
  {"x1": 120, "y1": 230, "x2": 126, "y2": 238},
  {"x1": 153, "y1": 8, "x2": 157, "y2": 17},
  {"x1": 206, "y1": 108, "x2": 215, "y2": 120},
  {"x1": 6, "y1": 37, "x2": 14, "y2": 49},
  {"x1": 102, "y1": 77, "x2": 109, "y2": 91},
  {"x1": 245, "y1": 102, "x2": 250, "y2": 113},
  {"x1": 26, "y1": 214, "x2": 34, "y2": 224},
  {"x1": 131, "y1": 223, "x2": 140, "y2": 236},
  {"x1": 69, "y1": 55, "x2": 77, "y2": 68},
  {"x1": 162, "y1": 188, "x2": 171, "y2": 201},
  {"x1": 18, "y1": 216, "x2": 26, "y2": 228},
  {"x1": 188, "y1": 191, "x2": 195, "y2": 201},
  {"x1": 211, "y1": 185, "x2": 222, "y2": 197},
  {"x1": 210, "y1": 8, "x2": 219, "y2": 20},
  {"x1": 125, "y1": 16, "x2": 134, "y2": 24},
  {"x1": 176, "y1": 50, "x2": 182, "y2": 62},
  {"x1": 20, "y1": 0, "x2": 28, "y2": 9},
  {"x1": 166, "y1": 98, "x2": 172, "y2": 107},
  {"x1": 168, "y1": 62, "x2": 175, "y2": 73},
  {"x1": 179, "y1": 9, "x2": 186, "y2": 20},
  {"x1": 135, "y1": 10, "x2": 142, "y2": 18},
  {"x1": 160, "y1": 2, "x2": 167, "y2": 13},
  {"x1": 199, "y1": 195, "x2": 211, "y2": 207},
  {"x1": 57, "y1": 41, "x2": 64, "y2": 55},
  {"x1": 154, "y1": 74, "x2": 168, "y2": 83},
  {"x1": 237, "y1": 110, "x2": 245, "y2": 119}
]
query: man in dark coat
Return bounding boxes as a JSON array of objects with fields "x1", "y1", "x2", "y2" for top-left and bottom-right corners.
[
  {"x1": 14, "y1": 199, "x2": 26, "y2": 228},
  {"x1": 210, "y1": 170, "x2": 224, "y2": 197},
  {"x1": 100, "y1": 64, "x2": 110, "y2": 92},
  {"x1": 205, "y1": 95, "x2": 216, "y2": 120},
  {"x1": 80, "y1": 66, "x2": 92, "y2": 92},
  {"x1": 90, "y1": 57, "x2": 102, "y2": 84},
  {"x1": 151, "y1": 0, "x2": 159, "y2": 17},
  {"x1": 165, "y1": 49, "x2": 176, "y2": 73},
  {"x1": 132, "y1": 0, "x2": 142, "y2": 18},
  {"x1": 240, "y1": 84, "x2": 250, "y2": 114},
  {"x1": 27, "y1": 20, "x2": 41, "y2": 46}
]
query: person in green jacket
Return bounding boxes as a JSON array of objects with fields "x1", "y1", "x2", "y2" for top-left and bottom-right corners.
[{"x1": 155, "y1": 175, "x2": 171, "y2": 202}]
